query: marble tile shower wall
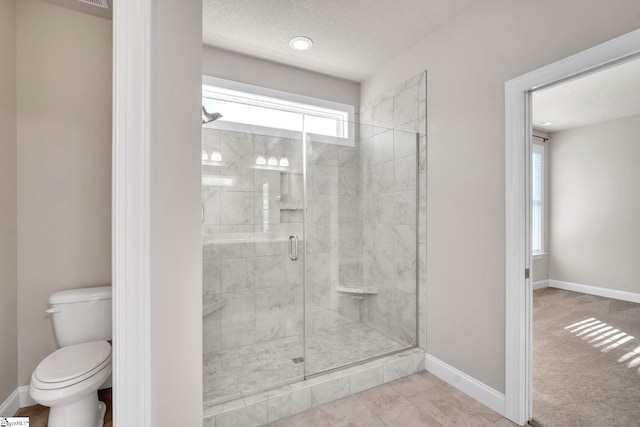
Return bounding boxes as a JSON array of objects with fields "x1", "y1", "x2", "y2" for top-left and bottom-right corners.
[
  {"x1": 202, "y1": 130, "x2": 306, "y2": 354},
  {"x1": 358, "y1": 71, "x2": 427, "y2": 348},
  {"x1": 202, "y1": 128, "x2": 363, "y2": 354},
  {"x1": 306, "y1": 141, "x2": 362, "y2": 333}
]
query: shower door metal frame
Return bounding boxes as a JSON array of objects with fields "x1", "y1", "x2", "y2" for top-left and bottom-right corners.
[{"x1": 301, "y1": 116, "x2": 309, "y2": 378}]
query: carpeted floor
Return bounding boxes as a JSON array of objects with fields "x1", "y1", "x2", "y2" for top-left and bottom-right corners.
[{"x1": 533, "y1": 288, "x2": 640, "y2": 427}]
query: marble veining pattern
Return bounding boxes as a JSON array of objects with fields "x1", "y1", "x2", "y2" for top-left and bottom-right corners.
[
  {"x1": 358, "y1": 71, "x2": 425, "y2": 346},
  {"x1": 203, "y1": 320, "x2": 408, "y2": 407}
]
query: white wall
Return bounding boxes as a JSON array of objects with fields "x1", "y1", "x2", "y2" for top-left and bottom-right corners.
[
  {"x1": 0, "y1": 0, "x2": 18, "y2": 406},
  {"x1": 549, "y1": 114, "x2": 640, "y2": 293},
  {"x1": 203, "y1": 45, "x2": 360, "y2": 106},
  {"x1": 16, "y1": 0, "x2": 112, "y2": 385},
  {"x1": 153, "y1": 0, "x2": 203, "y2": 423},
  {"x1": 362, "y1": 0, "x2": 640, "y2": 393}
]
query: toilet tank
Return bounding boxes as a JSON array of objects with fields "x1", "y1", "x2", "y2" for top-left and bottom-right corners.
[{"x1": 48, "y1": 285, "x2": 112, "y2": 347}]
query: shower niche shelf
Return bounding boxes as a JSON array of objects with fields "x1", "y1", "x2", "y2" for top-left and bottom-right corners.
[
  {"x1": 203, "y1": 295, "x2": 224, "y2": 317},
  {"x1": 336, "y1": 285, "x2": 379, "y2": 295},
  {"x1": 279, "y1": 202, "x2": 303, "y2": 211}
]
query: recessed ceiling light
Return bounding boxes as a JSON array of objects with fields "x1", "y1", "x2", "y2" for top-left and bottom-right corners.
[
  {"x1": 289, "y1": 36, "x2": 313, "y2": 51},
  {"x1": 538, "y1": 120, "x2": 556, "y2": 126}
]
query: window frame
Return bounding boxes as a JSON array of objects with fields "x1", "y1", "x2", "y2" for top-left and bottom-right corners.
[
  {"x1": 202, "y1": 75, "x2": 356, "y2": 146},
  {"x1": 531, "y1": 143, "x2": 545, "y2": 258}
]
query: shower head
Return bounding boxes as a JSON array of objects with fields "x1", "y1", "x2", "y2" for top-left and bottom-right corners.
[{"x1": 202, "y1": 107, "x2": 222, "y2": 124}]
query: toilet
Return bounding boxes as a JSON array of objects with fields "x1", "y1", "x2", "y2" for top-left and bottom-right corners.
[{"x1": 29, "y1": 285, "x2": 112, "y2": 427}]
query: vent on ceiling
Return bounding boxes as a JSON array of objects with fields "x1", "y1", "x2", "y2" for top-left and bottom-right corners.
[{"x1": 77, "y1": 0, "x2": 109, "y2": 8}]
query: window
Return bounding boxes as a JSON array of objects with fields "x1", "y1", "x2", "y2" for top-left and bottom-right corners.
[
  {"x1": 202, "y1": 76, "x2": 355, "y2": 146},
  {"x1": 532, "y1": 144, "x2": 545, "y2": 256}
]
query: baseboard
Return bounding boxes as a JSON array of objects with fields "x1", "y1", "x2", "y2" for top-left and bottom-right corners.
[
  {"x1": 19, "y1": 385, "x2": 35, "y2": 408},
  {"x1": 0, "y1": 387, "x2": 20, "y2": 417},
  {"x1": 533, "y1": 279, "x2": 549, "y2": 290},
  {"x1": 549, "y1": 280, "x2": 640, "y2": 304},
  {"x1": 425, "y1": 354, "x2": 505, "y2": 416}
]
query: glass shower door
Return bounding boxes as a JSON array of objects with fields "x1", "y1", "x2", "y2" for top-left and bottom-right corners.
[{"x1": 202, "y1": 126, "x2": 306, "y2": 405}]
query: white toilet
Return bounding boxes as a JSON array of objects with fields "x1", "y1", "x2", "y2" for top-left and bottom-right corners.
[{"x1": 29, "y1": 285, "x2": 112, "y2": 427}]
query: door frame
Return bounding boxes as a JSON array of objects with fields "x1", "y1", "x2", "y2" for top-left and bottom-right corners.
[
  {"x1": 504, "y1": 28, "x2": 640, "y2": 425},
  {"x1": 113, "y1": 0, "x2": 153, "y2": 425}
]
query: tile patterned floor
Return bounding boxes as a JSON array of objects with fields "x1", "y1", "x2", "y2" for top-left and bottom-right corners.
[
  {"x1": 306, "y1": 323, "x2": 407, "y2": 375},
  {"x1": 266, "y1": 372, "x2": 519, "y2": 427},
  {"x1": 204, "y1": 335, "x2": 304, "y2": 406},
  {"x1": 204, "y1": 321, "x2": 407, "y2": 407}
]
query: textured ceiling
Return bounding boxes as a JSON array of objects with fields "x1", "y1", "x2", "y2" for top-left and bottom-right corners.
[
  {"x1": 533, "y1": 56, "x2": 640, "y2": 133},
  {"x1": 203, "y1": 0, "x2": 478, "y2": 82}
]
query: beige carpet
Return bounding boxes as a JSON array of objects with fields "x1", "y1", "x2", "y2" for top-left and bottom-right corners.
[{"x1": 533, "y1": 288, "x2": 640, "y2": 427}]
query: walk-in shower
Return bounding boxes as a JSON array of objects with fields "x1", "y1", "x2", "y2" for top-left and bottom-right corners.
[{"x1": 201, "y1": 74, "x2": 425, "y2": 423}]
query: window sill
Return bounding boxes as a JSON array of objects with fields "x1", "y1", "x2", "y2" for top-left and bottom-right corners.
[{"x1": 533, "y1": 252, "x2": 547, "y2": 260}]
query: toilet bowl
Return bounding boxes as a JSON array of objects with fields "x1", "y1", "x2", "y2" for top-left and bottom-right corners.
[
  {"x1": 29, "y1": 285, "x2": 112, "y2": 425},
  {"x1": 30, "y1": 340, "x2": 112, "y2": 427}
]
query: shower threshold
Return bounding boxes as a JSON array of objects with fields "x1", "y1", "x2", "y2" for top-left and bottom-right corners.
[{"x1": 203, "y1": 345, "x2": 425, "y2": 426}]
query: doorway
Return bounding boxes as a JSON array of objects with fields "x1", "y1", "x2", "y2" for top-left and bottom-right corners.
[
  {"x1": 529, "y1": 58, "x2": 640, "y2": 425},
  {"x1": 504, "y1": 28, "x2": 640, "y2": 425}
]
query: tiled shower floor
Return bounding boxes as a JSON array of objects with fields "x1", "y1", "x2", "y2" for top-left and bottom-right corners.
[{"x1": 203, "y1": 322, "x2": 408, "y2": 407}]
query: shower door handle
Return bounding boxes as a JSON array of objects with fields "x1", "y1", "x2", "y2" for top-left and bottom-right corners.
[{"x1": 289, "y1": 234, "x2": 299, "y2": 261}]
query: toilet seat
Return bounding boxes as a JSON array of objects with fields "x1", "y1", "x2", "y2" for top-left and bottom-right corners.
[{"x1": 32, "y1": 341, "x2": 111, "y2": 391}]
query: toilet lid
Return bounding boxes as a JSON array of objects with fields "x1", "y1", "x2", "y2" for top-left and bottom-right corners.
[{"x1": 34, "y1": 341, "x2": 111, "y2": 386}]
